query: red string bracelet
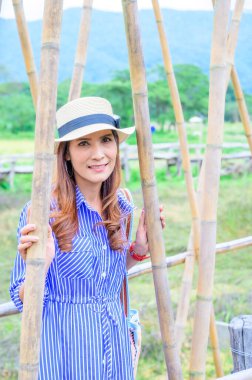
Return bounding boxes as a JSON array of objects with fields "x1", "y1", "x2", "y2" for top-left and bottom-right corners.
[{"x1": 129, "y1": 242, "x2": 150, "y2": 261}]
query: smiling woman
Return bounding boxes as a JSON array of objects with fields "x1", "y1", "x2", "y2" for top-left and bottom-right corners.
[{"x1": 9, "y1": 96, "x2": 165, "y2": 380}]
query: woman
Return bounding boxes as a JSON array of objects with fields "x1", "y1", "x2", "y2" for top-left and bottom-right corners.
[{"x1": 10, "y1": 97, "x2": 165, "y2": 380}]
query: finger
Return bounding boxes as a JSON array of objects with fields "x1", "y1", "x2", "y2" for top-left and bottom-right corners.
[
  {"x1": 159, "y1": 204, "x2": 164, "y2": 211},
  {"x1": 21, "y1": 224, "x2": 36, "y2": 235},
  {"x1": 138, "y1": 209, "x2": 146, "y2": 228},
  {"x1": 18, "y1": 241, "x2": 33, "y2": 254},
  {"x1": 19, "y1": 235, "x2": 39, "y2": 244}
]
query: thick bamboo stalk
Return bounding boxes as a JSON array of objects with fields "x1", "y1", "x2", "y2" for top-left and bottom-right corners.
[
  {"x1": 217, "y1": 368, "x2": 252, "y2": 380},
  {"x1": 0, "y1": 0, "x2": 2, "y2": 13},
  {"x1": 121, "y1": 1, "x2": 183, "y2": 378},
  {"x1": 231, "y1": 68, "x2": 252, "y2": 153},
  {"x1": 68, "y1": 0, "x2": 93, "y2": 101},
  {"x1": 210, "y1": 307, "x2": 224, "y2": 377},
  {"x1": 225, "y1": 0, "x2": 245, "y2": 91},
  {"x1": 189, "y1": 2, "x2": 231, "y2": 379},
  {"x1": 18, "y1": 1, "x2": 63, "y2": 379},
  {"x1": 12, "y1": 0, "x2": 38, "y2": 108},
  {"x1": 150, "y1": 3, "x2": 223, "y2": 372}
]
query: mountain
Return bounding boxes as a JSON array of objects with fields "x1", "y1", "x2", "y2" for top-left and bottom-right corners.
[{"x1": 0, "y1": 8, "x2": 251, "y2": 93}]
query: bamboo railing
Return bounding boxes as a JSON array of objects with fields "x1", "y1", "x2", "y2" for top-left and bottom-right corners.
[
  {"x1": 68, "y1": 0, "x2": 93, "y2": 101},
  {"x1": 122, "y1": 0, "x2": 183, "y2": 378},
  {"x1": 217, "y1": 368, "x2": 252, "y2": 380},
  {"x1": 1, "y1": 235, "x2": 252, "y2": 318},
  {"x1": 18, "y1": 1, "x2": 63, "y2": 379},
  {"x1": 189, "y1": 2, "x2": 231, "y2": 379},
  {"x1": 12, "y1": 0, "x2": 38, "y2": 108}
]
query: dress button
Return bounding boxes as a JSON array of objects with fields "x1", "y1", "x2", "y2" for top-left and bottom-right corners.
[
  {"x1": 101, "y1": 272, "x2": 106, "y2": 278},
  {"x1": 102, "y1": 245, "x2": 106, "y2": 250}
]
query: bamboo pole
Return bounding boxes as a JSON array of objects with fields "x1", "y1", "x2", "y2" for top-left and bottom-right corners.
[
  {"x1": 151, "y1": 0, "x2": 201, "y2": 353},
  {"x1": 18, "y1": 1, "x2": 63, "y2": 379},
  {"x1": 150, "y1": 4, "x2": 223, "y2": 373},
  {"x1": 122, "y1": 1, "x2": 183, "y2": 378},
  {"x1": 231, "y1": 68, "x2": 252, "y2": 153},
  {"x1": 189, "y1": 2, "x2": 231, "y2": 379},
  {"x1": 12, "y1": 0, "x2": 38, "y2": 108},
  {"x1": 225, "y1": 0, "x2": 245, "y2": 91},
  {"x1": 213, "y1": 0, "x2": 252, "y2": 154},
  {"x1": 210, "y1": 307, "x2": 224, "y2": 377},
  {"x1": 68, "y1": 0, "x2": 93, "y2": 101}
]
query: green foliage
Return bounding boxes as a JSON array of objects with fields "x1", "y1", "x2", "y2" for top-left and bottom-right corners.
[{"x1": 3, "y1": 63, "x2": 250, "y2": 136}]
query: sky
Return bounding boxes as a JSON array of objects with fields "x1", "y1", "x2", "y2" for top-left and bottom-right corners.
[{"x1": 1, "y1": 0, "x2": 252, "y2": 20}]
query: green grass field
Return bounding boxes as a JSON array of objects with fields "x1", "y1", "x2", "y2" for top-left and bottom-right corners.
[{"x1": 0, "y1": 126, "x2": 252, "y2": 379}]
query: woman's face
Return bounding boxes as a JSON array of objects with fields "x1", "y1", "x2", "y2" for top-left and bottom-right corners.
[{"x1": 66, "y1": 129, "x2": 118, "y2": 189}]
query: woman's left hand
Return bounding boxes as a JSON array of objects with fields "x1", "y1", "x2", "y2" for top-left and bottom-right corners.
[{"x1": 134, "y1": 205, "x2": 165, "y2": 256}]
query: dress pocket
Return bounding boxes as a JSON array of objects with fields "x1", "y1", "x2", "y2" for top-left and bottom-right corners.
[{"x1": 57, "y1": 234, "x2": 94, "y2": 280}]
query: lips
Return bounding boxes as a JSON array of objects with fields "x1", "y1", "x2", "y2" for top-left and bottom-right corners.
[{"x1": 87, "y1": 162, "x2": 110, "y2": 173}]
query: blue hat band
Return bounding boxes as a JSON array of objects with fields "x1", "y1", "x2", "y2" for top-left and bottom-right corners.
[{"x1": 58, "y1": 113, "x2": 120, "y2": 138}]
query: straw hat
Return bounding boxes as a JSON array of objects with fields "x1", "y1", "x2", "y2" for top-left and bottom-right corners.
[{"x1": 55, "y1": 97, "x2": 135, "y2": 144}]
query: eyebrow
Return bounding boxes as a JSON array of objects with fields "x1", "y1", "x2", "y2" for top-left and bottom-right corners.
[{"x1": 76, "y1": 133, "x2": 113, "y2": 141}]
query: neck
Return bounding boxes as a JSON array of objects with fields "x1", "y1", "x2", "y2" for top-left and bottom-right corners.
[{"x1": 77, "y1": 181, "x2": 103, "y2": 213}]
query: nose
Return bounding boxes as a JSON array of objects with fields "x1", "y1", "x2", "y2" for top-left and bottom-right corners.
[{"x1": 91, "y1": 143, "x2": 105, "y2": 160}]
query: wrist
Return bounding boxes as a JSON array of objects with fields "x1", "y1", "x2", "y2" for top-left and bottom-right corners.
[{"x1": 129, "y1": 241, "x2": 150, "y2": 261}]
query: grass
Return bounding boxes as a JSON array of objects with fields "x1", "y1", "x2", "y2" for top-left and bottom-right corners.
[{"x1": 0, "y1": 127, "x2": 252, "y2": 379}]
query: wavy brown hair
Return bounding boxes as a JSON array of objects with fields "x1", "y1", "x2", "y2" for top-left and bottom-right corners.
[{"x1": 51, "y1": 131, "x2": 126, "y2": 252}]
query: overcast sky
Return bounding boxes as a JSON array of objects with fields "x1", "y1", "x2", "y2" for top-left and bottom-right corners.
[{"x1": 1, "y1": 0, "x2": 252, "y2": 20}]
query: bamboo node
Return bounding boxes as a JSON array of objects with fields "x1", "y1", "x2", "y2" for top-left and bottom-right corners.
[
  {"x1": 34, "y1": 153, "x2": 54, "y2": 161},
  {"x1": 210, "y1": 64, "x2": 226, "y2": 70},
  {"x1": 189, "y1": 370, "x2": 205, "y2": 377},
  {"x1": 41, "y1": 42, "x2": 60, "y2": 52},
  {"x1": 156, "y1": 19, "x2": 163, "y2": 24},
  {"x1": 206, "y1": 143, "x2": 222, "y2": 150},
  {"x1": 201, "y1": 220, "x2": 216, "y2": 225},
  {"x1": 19, "y1": 362, "x2": 39, "y2": 371},
  {"x1": 26, "y1": 258, "x2": 45, "y2": 267},
  {"x1": 27, "y1": 70, "x2": 36, "y2": 76},
  {"x1": 165, "y1": 70, "x2": 173, "y2": 77},
  {"x1": 133, "y1": 92, "x2": 147, "y2": 98},
  {"x1": 74, "y1": 62, "x2": 86, "y2": 69},
  {"x1": 141, "y1": 179, "x2": 156, "y2": 188},
  {"x1": 83, "y1": 6, "x2": 93, "y2": 10},
  {"x1": 245, "y1": 133, "x2": 252, "y2": 138},
  {"x1": 163, "y1": 342, "x2": 176, "y2": 350},
  {"x1": 152, "y1": 264, "x2": 167, "y2": 270},
  {"x1": 196, "y1": 294, "x2": 212, "y2": 302}
]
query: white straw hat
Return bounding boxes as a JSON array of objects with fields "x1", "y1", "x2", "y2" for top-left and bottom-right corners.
[{"x1": 55, "y1": 97, "x2": 135, "y2": 144}]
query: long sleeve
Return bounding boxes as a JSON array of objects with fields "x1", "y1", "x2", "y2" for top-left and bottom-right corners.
[{"x1": 9, "y1": 202, "x2": 49, "y2": 312}]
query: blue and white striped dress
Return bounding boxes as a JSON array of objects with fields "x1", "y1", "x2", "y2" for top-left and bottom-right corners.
[{"x1": 10, "y1": 186, "x2": 134, "y2": 380}]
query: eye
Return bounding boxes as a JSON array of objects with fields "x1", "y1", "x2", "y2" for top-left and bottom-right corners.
[
  {"x1": 78, "y1": 140, "x2": 89, "y2": 146},
  {"x1": 102, "y1": 136, "x2": 112, "y2": 143}
]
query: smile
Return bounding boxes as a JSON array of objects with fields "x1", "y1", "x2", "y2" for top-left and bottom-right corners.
[{"x1": 88, "y1": 163, "x2": 109, "y2": 171}]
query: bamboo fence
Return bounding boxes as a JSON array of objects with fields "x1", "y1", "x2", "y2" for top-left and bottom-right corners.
[
  {"x1": 122, "y1": 0, "x2": 183, "y2": 378},
  {"x1": 68, "y1": 0, "x2": 93, "y2": 101},
  {"x1": 12, "y1": 0, "x2": 38, "y2": 108},
  {"x1": 18, "y1": 1, "x2": 63, "y2": 379},
  {"x1": 189, "y1": 2, "x2": 231, "y2": 379}
]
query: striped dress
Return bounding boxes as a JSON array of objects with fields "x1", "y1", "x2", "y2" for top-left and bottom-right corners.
[{"x1": 10, "y1": 186, "x2": 134, "y2": 380}]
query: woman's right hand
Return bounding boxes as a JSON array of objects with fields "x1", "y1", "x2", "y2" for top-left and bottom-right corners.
[{"x1": 18, "y1": 224, "x2": 55, "y2": 270}]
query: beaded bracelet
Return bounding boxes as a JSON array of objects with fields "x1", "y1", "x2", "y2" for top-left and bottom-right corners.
[{"x1": 129, "y1": 241, "x2": 150, "y2": 261}]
